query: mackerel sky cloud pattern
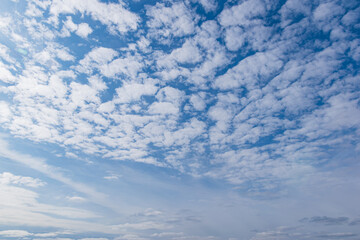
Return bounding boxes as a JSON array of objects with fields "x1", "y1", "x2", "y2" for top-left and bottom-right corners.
[{"x1": 0, "y1": 0, "x2": 359, "y2": 239}]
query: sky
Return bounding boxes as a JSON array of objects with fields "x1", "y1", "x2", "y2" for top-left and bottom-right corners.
[{"x1": 0, "y1": 0, "x2": 359, "y2": 239}]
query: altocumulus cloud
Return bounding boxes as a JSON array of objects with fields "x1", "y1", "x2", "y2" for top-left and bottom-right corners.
[{"x1": 0, "y1": 0, "x2": 359, "y2": 239}]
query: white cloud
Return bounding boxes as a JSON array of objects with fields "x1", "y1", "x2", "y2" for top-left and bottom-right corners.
[
  {"x1": 33, "y1": 238, "x2": 74, "y2": 240},
  {"x1": 313, "y1": 2, "x2": 344, "y2": 22},
  {"x1": 218, "y1": 0, "x2": 266, "y2": 27},
  {"x1": 0, "y1": 61, "x2": 16, "y2": 83},
  {"x1": 287, "y1": 93, "x2": 360, "y2": 140},
  {"x1": 171, "y1": 40, "x2": 202, "y2": 64},
  {"x1": 78, "y1": 47, "x2": 119, "y2": 74},
  {"x1": 0, "y1": 1, "x2": 359, "y2": 239},
  {"x1": 76, "y1": 23, "x2": 93, "y2": 38},
  {"x1": 148, "y1": 102, "x2": 179, "y2": 115},
  {"x1": 0, "y1": 101, "x2": 11, "y2": 123},
  {"x1": 192, "y1": 0, "x2": 217, "y2": 12},
  {"x1": 0, "y1": 0, "x2": 359, "y2": 211},
  {"x1": 142, "y1": 208, "x2": 163, "y2": 217},
  {"x1": 0, "y1": 230, "x2": 32, "y2": 238},
  {"x1": 0, "y1": 172, "x2": 45, "y2": 188},
  {"x1": 112, "y1": 221, "x2": 171, "y2": 230},
  {"x1": 69, "y1": 81, "x2": 101, "y2": 108},
  {"x1": 115, "y1": 82, "x2": 158, "y2": 104},
  {"x1": 25, "y1": 2, "x2": 45, "y2": 17},
  {"x1": 0, "y1": 229, "x2": 70, "y2": 238},
  {"x1": 147, "y1": 2, "x2": 197, "y2": 39},
  {"x1": 350, "y1": 40, "x2": 360, "y2": 61},
  {"x1": 164, "y1": 118, "x2": 206, "y2": 147},
  {"x1": 50, "y1": 0, "x2": 139, "y2": 34},
  {"x1": 0, "y1": 135, "x2": 111, "y2": 210},
  {"x1": 156, "y1": 40, "x2": 203, "y2": 71},
  {"x1": 279, "y1": 0, "x2": 311, "y2": 27},
  {"x1": 186, "y1": 20, "x2": 231, "y2": 86},
  {"x1": 0, "y1": 179, "x2": 99, "y2": 221},
  {"x1": 341, "y1": 7, "x2": 360, "y2": 26},
  {"x1": 208, "y1": 106, "x2": 233, "y2": 132},
  {"x1": 224, "y1": 26, "x2": 245, "y2": 51},
  {"x1": 64, "y1": 16, "x2": 78, "y2": 32},
  {"x1": 98, "y1": 101, "x2": 115, "y2": 113},
  {"x1": 190, "y1": 93, "x2": 206, "y2": 111},
  {"x1": 312, "y1": 2, "x2": 345, "y2": 33},
  {"x1": 80, "y1": 238, "x2": 109, "y2": 240},
  {"x1": 0, "y1": 16, "x2": 11, "y2": 30},
  {"x1": 0, "y1": 43, "x2": 15, "y2": 63},
  {"x1": 151, "y1": 232, "x2": 184, "y2": 238},
  {"x1": 33, "y1": 44, "x2": 75, "y2": 69},
  {"x1": 63, "y1": 16, "x2": 93, "y2": 38},
  {"x1": 66, "y1": 196, "x2": 87, "y2": 202},
  {"x1": 214, "y1": 50, "x2": 283, "y2": 90},
  {"x1": 99, "y1": 55, "x2": 144, "y2": 79},
  {"x1": 104, "y1": 174, "x2": 120, "y2": 180},
  {"x1": 156, "y1": 87, "x2": 184, "y2": 106}
]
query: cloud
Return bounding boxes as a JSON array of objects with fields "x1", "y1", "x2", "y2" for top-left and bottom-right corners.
[
  {"x1": 62, "y1": 16, "x2": 93, "y2": 38},
  {"x1": 76, "y1": 23, "x2": 93, "y2": 38},
  {"x1": 114, "y1": 82, "x2": 158, "y2": 104},
  {"x1": 190, "y1": 93, "x2": 206, "y2": 111},
  {"x1": 169, "y1": 40, "x2": 202, "y2": 64},
  {"x1": 313, "y1": 2, "x2": 344, "y2": 32},
  {"x1": 0, "y1": 135, "x2": 114, "y2": 210},
  {"x1": 0, "y1": 230, "x2": 32, "y2": 238},
  {"x1": 66, "y1": 196, "x2": 87, "y2": 202},
  {"x1": 224, "y1": 26, "x2": 245, "y2": 51},
  {"x1": 112, "y1": 221, "x2": 171, "y2": 231},
  {"x1": 0, "y1": 101, "x2": 11, "y2": 123},
  {"x1": 0, "y1": 230, "x2": 73, "y2": 238},
  {"x1": 214, "y1": 50, "x2": 284, "y2": 90},
  {"x1": 218, "y1": 0, "x2": 266, "y2": 27},
  {"x1": 0, "y1": 61, "x2": 16, "y2": 83},
  {"x1": 0, "y1": 43, "x2": 15, "y2": 63},
  {"x1": 0, "y1": 0, "x2": 359, "y2": 239},
  {"x1": 99, "y1": 54, "x2": 144, "y2": 79},
  {"x1": 300, "y1": 216, "x2": 360, "y2": 227},
  {"x1": 0, "y1": 180, "x2": 97, "y2": 220},
  {"x1": 191, "y1": 0, "x2": 217, "y2": 12},
  {"x1": 251, "y1": 226, "x2": 359, "y2": 240},
  {"x1": 146, "y1": 2, "x2": 197, "y2": 40},
  {"x1": 77, "y1": 47, "x2": 119, "y2": 74},
  {"x1": 341, "y1": 7, "x2": 360, "y2": 26},
  {"x1": 0, "y1": 172, "x2": 45, "y2": 187},
  {"x1": 49, "y1": 0, "x2": 139, "y2": 34},
  {"x1": 316, "y1": 233, "x2": 358, "y2": 239},
  {"x1": 103, "y1": 175, "x2": 120, "y2": 180},
  {"x1": 80, "y1": 238, "x2": 109, "y2": 240},
  {"x1": 300, "y1": 216, "x2": 349, "y2": 225},
  {"x1": 0, "y1": 0, "x2": 359, "y2": 208}
]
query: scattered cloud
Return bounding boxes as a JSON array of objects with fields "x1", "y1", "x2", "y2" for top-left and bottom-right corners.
[
  {"x1": 300, "y1": 216, "x2": 360, "y2": 226},
  {"x1": 0, "y1": 0, "x2": 359, "y2": 239},
  {"x1": 66, "y1": 196, "x2": 87, "y2": 202},
  {"x1": 0, "y1": 230, "x2": 32, "y2": 238},
  {"x1": 0, "y1": 172, "x2": 45, "y2": 187},
  {"x1": 49, "y1": 0, "x2": 139, "y2": 34},
  {"x1": 146, "y1": 2, "x2": 197, "y2": 40}
]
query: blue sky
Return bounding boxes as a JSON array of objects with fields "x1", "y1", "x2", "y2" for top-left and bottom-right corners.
[{"x1": 0, "y1": 0, "x2": 359, "y2": 239}]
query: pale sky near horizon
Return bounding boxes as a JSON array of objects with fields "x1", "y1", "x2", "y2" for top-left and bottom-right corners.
[{"x1": 0, "y1": 0, "x2": 360, "y2": 239}]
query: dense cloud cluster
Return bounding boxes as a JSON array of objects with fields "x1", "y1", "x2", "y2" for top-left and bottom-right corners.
[{"x1": 0, "y1": 0, "x2": 359, "y2": 192}]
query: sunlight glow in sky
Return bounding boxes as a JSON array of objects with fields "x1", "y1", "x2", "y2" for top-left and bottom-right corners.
[{"x1": 0, "y1": 0, "x2": 360, "y2": 239}]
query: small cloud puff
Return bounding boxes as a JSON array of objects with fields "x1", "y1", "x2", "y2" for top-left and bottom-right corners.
[{"x1": 0, "y1": 172, "x2": 45, "y2": 188}]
